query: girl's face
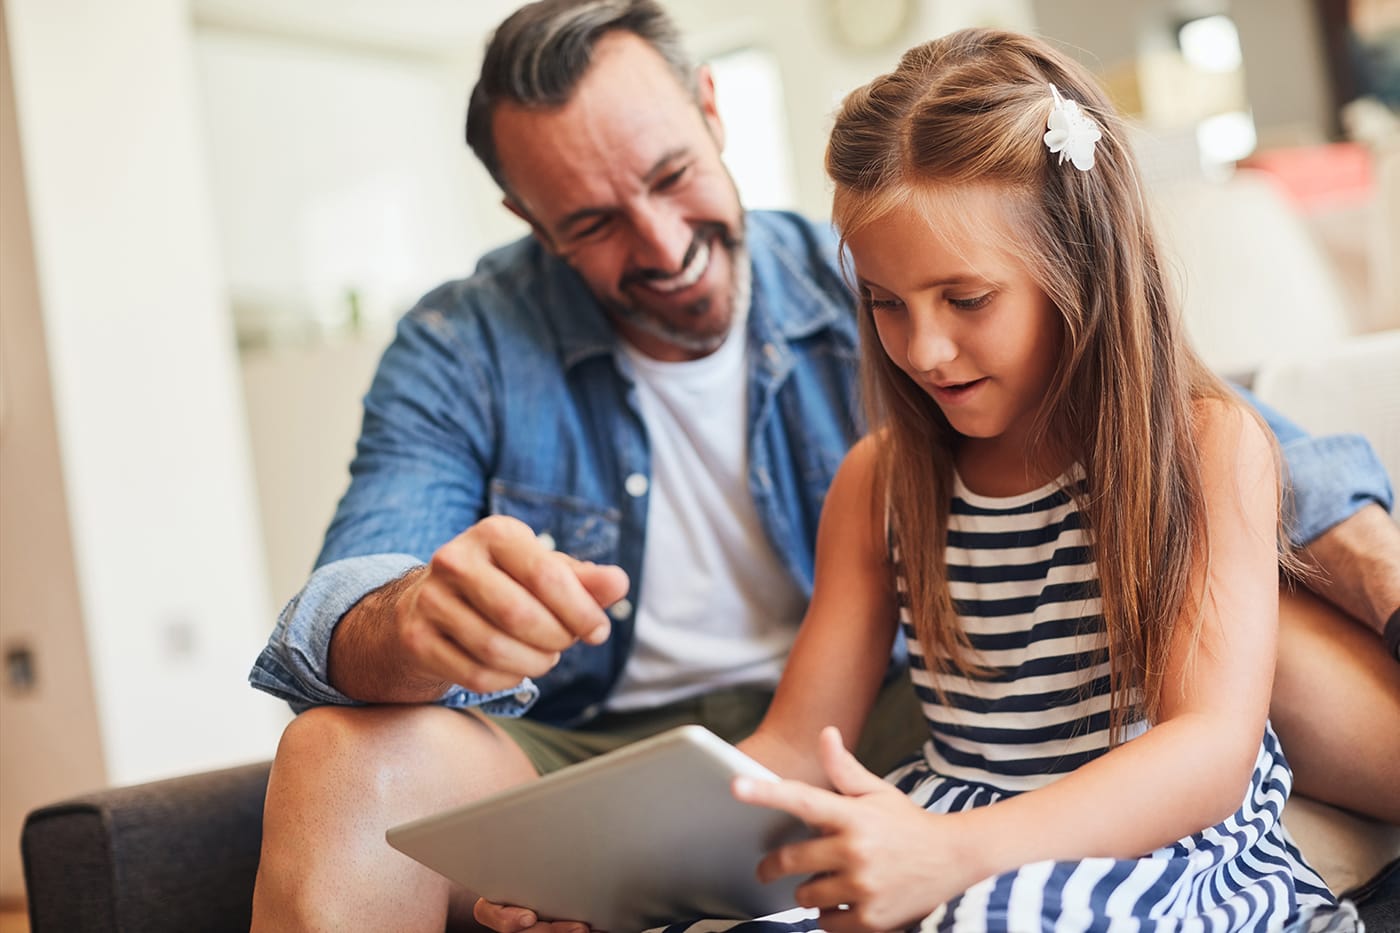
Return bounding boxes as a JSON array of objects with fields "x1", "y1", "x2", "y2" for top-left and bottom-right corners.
[{"x1": 846, "y1": 187, "x2": 1063, "y2": 470}]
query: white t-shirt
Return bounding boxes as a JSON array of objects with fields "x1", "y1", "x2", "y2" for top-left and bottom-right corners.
[{"x1": 608, "y1": 312, "x2": 805, "y2": 711}]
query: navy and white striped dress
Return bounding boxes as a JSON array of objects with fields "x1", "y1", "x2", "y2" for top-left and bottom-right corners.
[{"x1": 657, "y1": 469, "x2": 1356, "y2": 933}]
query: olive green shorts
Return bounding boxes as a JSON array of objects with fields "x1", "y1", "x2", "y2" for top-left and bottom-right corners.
[{"x1": 489, "y1": 671, "x2": 926, "y2": 778}]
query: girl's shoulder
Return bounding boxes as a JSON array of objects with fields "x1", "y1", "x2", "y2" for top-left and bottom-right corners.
[
  {"x1": 828, "y1": 433, "x2": 891, "y2": 539},
  {"x1": 1191, "y1": 393, "x2": 1270, "y2": 451},
  {"x1": 833, "y1": 432, "x2": 884, "y2": 502},
  {"x1": 844, "y1": 430, "x2": 884, "y2": 465},
  {"x1": 1190, "y1": 392, "x2": 1276, "y2": 489}
]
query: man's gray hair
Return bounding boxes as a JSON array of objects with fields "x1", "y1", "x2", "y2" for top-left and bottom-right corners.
[{"x1": 466, "y1": 0, "x2": 698, "y2": 193}]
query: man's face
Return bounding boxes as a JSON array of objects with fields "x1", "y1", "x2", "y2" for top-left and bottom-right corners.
[{"x1": 492, "y1": 32, "x2": 746, "y2": 362}]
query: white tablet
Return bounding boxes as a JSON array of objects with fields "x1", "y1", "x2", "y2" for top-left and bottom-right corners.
[{"x1": 386, "y1": 724, "x2": 809, "y2": 932}]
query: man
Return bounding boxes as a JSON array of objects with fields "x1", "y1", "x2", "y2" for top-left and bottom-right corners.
[{"x1": 249, "y1": 2, "x2": 1400, "y2": 930}]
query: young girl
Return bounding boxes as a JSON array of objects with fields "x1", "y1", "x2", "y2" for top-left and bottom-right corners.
[{"x1": 682, "y1": 27, "x2": 1354, "y2": 933}]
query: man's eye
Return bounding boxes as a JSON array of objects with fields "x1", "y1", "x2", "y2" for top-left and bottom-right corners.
[
  {"x1": 571, "y1": 217, "x2": 612, "y2": 240},
  {"x1": 655, "y1": 167, "x2": 687, "y2": 191}
]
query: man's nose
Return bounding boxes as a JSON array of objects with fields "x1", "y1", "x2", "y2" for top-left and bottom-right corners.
[{"x1": 629, "y1": 204, "x2": 692, "y2": 274}]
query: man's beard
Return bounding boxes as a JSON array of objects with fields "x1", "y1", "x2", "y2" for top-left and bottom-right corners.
[{"x1": 608, "y1": 220, "x2": 749, "y2": 355}]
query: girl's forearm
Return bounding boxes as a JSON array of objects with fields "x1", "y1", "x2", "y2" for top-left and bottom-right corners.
[
  {"x1": 738, "y1": 729, "x2": 829, "y2": 785},
  {"x1": 944, "y1": 713, "x2": 1262, "y2": 883}
]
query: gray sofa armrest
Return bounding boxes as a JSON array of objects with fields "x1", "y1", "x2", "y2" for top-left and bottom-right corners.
[{"x1": 21, "y1": 760, "x2": 271, "y2": 933}]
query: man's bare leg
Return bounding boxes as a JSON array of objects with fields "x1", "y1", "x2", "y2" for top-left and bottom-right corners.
[
  {"x1": 1272, "y1": 586, "x2": 1400, "y2": 822},
  {"x1": 250, "y1": 704, "x2": 539, "y2": 933}
]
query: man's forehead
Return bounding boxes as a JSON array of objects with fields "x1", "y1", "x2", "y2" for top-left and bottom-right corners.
[
  {"x1": 495, "y1": 102, "x2": 694, "y2": 211},
  {"x1": 492, "y1": 38, "x2": 709, "y2": 222}
]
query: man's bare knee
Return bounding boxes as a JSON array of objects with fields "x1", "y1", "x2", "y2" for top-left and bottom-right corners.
[
  {"x1": 254, "y1": 705, "x2": 537, "y2": 933},
  {"x1": 268, "y1": 704, "x2": 535, "y2": 815}
]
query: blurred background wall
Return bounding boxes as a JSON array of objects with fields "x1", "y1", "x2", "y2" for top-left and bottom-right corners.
[{"x1": 2, "y1": 0, "x2": 1396, "y2": 904}]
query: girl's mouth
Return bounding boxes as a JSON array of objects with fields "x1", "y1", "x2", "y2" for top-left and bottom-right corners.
[{"x1": 929, "y1": 377, "x2": 988, "y2": 405}]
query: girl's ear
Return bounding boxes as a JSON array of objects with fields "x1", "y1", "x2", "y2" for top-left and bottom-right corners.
[{"x1": 694, "y1": 64, "x2": 726, "y2": 153}]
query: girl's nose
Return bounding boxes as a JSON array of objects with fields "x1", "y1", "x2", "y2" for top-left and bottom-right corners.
[{"x1": 906, "y1": 316, "x2": 958, "y2": 374}]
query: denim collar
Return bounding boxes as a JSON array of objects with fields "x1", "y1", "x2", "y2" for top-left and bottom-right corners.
[{"x1": 548, "y1": 211, "x2": 849, "y2": 372}]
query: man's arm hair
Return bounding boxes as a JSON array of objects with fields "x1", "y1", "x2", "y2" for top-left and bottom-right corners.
[
  {"x1": 326, "y1": 565, "x2": 449, "y2": 703},
  {"x1": 1299, "y1": 503, "x2": 1400, "y2": 655}
]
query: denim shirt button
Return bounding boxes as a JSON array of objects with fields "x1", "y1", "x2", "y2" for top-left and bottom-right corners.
[
  {"x1": 624, "y1": 473, "x2": 649, "y2": 497},
  {"x1": 535, "y1": 531, "x2": 556, "y2": 551},
  {"x1": 513, "y1": 688, "x2": 533, "y2": 705},
  {"x1": 608, "y1": 598, "x2": 633, "y2": 621}
]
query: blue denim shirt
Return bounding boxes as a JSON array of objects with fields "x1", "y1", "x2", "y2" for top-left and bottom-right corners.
[
  {"x1": 249, "y1": 210, "x2": 1394, "y2": 724},
  {"x1": 251, "y1": 211, "x2": 863, "y2": 724}
]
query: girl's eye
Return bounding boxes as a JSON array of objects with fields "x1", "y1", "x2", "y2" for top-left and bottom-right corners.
[
  {"x1": 949, "y1": 293, "x2": 993, "y2": 311},
  {"x1": 865, "y1": 294, "x2": 904, "y2": 311}
]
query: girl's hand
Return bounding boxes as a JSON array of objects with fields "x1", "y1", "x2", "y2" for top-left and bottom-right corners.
[{"x1": 733, "y1": 727, "x2": 977, "y2": 933}]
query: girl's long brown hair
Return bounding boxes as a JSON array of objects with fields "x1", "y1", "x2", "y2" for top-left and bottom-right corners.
[{"x1": 827, "y1": 29, "x2": 1241, "y2": 735}]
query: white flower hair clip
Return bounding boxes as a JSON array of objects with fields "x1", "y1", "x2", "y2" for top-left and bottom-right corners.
[{"x1": 1043, "y1": 83, "x2": 1101, "y2": 172}]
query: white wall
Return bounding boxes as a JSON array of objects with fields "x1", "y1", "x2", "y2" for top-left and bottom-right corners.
[
  {"x1": 240, "y1": 334, "x2": 389, "y2": 610},
  {"x1": 0, "y1": 3, "x2": 107, "y2": 897},
  {"x1": 3, "y1": 0, "x2": 287, "y2": 804},
  {"x1": 196, "y1": 29, "x2": 488, "y2": 341}
]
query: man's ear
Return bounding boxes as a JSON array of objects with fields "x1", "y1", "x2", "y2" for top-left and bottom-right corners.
[
  {"x1": 695, "y1": 64, "x2": 725, "y2": 153},
  {"x1": 503, "y1": 197, "x2": 559, "y2": 254}
]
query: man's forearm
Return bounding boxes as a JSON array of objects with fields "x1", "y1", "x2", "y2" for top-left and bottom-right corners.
[
  {"x1": 1299, "y1": 503, "x2": 1400, "y2": 648},
  {"x1": 327, "y1": 565, "x2": 449, "y2": 703}
]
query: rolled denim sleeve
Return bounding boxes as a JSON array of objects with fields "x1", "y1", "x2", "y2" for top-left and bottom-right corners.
[
  {"x1": 248, "y1": 553, "x2": 540, "y2": 716},
  {"x1": 1236, "y1": 385, "x2": 1396, "y2": 546}
]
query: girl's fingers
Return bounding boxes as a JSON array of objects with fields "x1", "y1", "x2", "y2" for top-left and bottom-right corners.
[
  {"x1": 755, "y1": 834, "x2": 848, "y2": 885},
  {"x1": 816, "y1": 726, "x2": 889, "y2": 797},
  {"x1": 733, "y1": 775, "x2": 849, "y2": 832}
]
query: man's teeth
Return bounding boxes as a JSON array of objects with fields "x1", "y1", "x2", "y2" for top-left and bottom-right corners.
[{"x1": 646, "y1": 240, "x2": 710, "y2": 293}]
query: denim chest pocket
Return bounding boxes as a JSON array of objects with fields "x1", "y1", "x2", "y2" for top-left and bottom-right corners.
[{"x1": 487, "y1": 480, "x2": 622, "y2": 564}]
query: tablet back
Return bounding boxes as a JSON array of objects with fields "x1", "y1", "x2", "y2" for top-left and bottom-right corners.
[{"x1": 386, "y1": 725, "x2": 809, "y2": 932}]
